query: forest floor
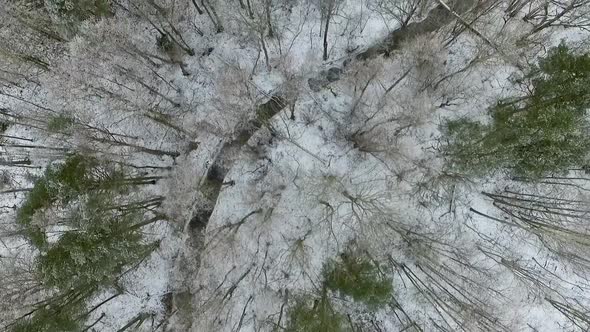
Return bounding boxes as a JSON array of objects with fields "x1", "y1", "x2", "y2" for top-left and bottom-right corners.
[{"x1": 1, "y1": 0, "x2": 590, "y2": 331}]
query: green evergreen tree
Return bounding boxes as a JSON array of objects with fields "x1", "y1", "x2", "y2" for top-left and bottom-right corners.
[
  {"x1": 444, "y1": 43, "x2": 590, "y2": 178},
  {"x1": 16, "y1": 154, "x2": 125, "y2": 248},
  {"x1": 286, "y1": 293, "x2": 348, "y2": 332},
  {"x1": 46, "y1": 114, "x2": 75, "y2": 133},
  {"x1": 14, "y1": 194, "x2": 159, "y2": 331},
  {"x1": 10, "y1": 154, "x2": 161, "y2": 330},
  {"x1": 286, "y1": 247, "x2": 393, "y2": 331},
  {"x1": 323, "y1": 251, "x2": 392, "y2": 308},
  {"x1": 11, "y1": 308, "x2": 81, "y2": 332},
  {"x1": 37, "y1": 214, "x2": 154, "y2": 291}
]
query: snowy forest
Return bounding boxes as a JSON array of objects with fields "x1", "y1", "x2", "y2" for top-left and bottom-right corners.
[{"x1": 0, "y1": 0, "x2": 590, "y2": 331}]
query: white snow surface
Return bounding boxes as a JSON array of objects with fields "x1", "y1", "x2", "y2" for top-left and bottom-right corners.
[{"x1": 1, "y1": 0, "x2": 590, "y2": 331}]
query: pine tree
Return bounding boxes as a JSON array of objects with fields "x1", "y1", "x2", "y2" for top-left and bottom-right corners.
[
  {"x1": 286, "y1": 294, "x2": 347, "y2": 332},
  {"x1": 444, "y1": 43, "x2": 590, "y2": 178},
  {"x1": 37, "y1": 208, "x2": 155, "y2": 291},
  {"x1": 11, "y1": 308, "x2": 81, "y2": 332},
  {"x1": 323, "y1": 251, "x2": 392, "y2": 308}
]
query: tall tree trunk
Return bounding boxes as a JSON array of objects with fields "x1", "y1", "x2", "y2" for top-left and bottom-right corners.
[
  {"x1": 260, "y1": 32, "x2": 271, "y2": 71},
  {"x1": 265, "y1": 0, "x2": 274, "y2": 37},
  {"x1": 323, "y1": 5, "x2": 333, "y2": 61},
  {"x1": 191, "y1": 0, "x2": 204, "y2": 14},
  {"x1": 91, "y1": 135, "x2": 180, "y2": 158},
  {"x1": 201, "y1": 0, "x2": 224, "y2": 32},
  {"x1": 246, "y1": 0, "x2": 254, "y2": 19}
]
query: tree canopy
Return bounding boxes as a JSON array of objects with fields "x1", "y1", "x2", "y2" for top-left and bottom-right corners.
[{"x1": 445, "y1": 43, "x2": 590, "y2": 178}]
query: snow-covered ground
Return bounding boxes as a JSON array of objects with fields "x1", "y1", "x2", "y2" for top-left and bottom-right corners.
[{"x1": 1, "y1": 0, "x2": 590, "y2": 331}]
